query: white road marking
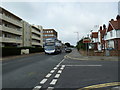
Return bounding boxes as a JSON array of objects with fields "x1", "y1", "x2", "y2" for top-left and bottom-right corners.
[
  {"x1": 50, "y1": 79, "x2": 58, "y2": 85},
  {"x1": 32, "y1": 58, "x2": 66, "y2": 89},
  {"x1": 65, "y1": 65, "x2": 102, "y2": 67},
  {"x1": 60, "y1": 67, "x2": 64, "y2": 70},
  {"x1": 61, "y1": 65, "x2": 65, "y2": 68},
  {"x1": 54, "y1": 74, "x2": 60, "y2": 78},
  {"x1": 56, "y1": 65, "x2": 59, "y2": 67},
  {"x1": 50, "y1": 70, "x2": 55, "y2": 73},
  {"x1": 53, "y1": 67, "x2": 57, "y2": 70},
  {"x1": 58, "y1": 70, "x2": 62, "y2": 73},
  {"x1": 47, "y1": 87, "x2": 54, "y2": 90},
  {"x1": 46, "y1": 73, "x2": 52, "y2": 78},
  {"x1": 33, "y1": 86, "x2": 42, "y2": 90},
  {"x1": 40, "y1": 79, "x2": 47, "y2": 84},
  {"x1": 57, "y1": 59, "x2": 65, "y2": 66}
]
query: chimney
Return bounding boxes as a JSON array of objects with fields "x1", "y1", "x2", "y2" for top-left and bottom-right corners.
[
  {"x1": 103, "y1": 24, "x2": 106, "y2": 29},
  {"x1": 100, "y1": 26, "x2": 102, "y2": 30},
  {"x1": 111, "y1": 19, "x2": 114, "y2": 21},
  {"x1": 116, "y1": 15, "x2": 120, "y2": 20}
]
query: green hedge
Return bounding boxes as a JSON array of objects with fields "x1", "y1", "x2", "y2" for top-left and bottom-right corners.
[
  {"x1": 29, "y1": 47, "x2": 44, "y2": 53},
  {"x1": 2, "y1": 47, "x2": 44, "y2": 57},
  {"x1": 2, "y1": 47, "x2": 21, "y2": 57},
  {"x1": 20, "y1": 47, "x2": 44, "y2": 53}
]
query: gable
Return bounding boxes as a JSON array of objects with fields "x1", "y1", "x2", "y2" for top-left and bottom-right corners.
[{"x1": 107, "y1": 23, "x2": 114, "y2": 32}]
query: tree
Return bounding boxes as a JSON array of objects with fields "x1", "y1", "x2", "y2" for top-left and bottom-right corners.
[
  {"x1": 76, "y1": 38, "x2": 86, "y2": 50},
  {"x1": 65, "y1": 42, "x2": 70, "y2": 47}
]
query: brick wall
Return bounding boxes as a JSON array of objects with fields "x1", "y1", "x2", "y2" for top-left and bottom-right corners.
[
  {"x1": 79, "y1": 49, "x2": 120, "y2": 56},
  {"x1": 109, "y1": 50, "x2": 120, "y2": 56},
  {"x1": 118, "y1": 39, "x2": 120, "y2": 50}
]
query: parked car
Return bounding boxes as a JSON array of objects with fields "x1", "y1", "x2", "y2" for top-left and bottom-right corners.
[{"x1": 65, "y1": 47, "x2": 72, "y2": 53}]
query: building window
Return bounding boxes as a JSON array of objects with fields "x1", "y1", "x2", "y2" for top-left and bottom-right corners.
[
  {"x1": 0, "y1": 32, "x2": 2, "y2": 37},
  {"x1": 5, "y1": 23, "x2": 8, "y2": 27},
  {"x1": 0, "y1": 20, "x2": 2, "y2": 25},
  {"x1": 110, "y1": 31, "x2": 112, "y2": 37},
  {"x1": 4, "y1": 33, "x2": 7, "y2": 37}
]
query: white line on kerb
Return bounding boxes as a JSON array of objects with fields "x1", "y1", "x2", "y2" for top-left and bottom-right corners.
[
  {"x1": 46, "y1": 73, "x2": 52, "y2": 78},
  {"x1": 50, "y1": 70, "x2": 55, "y2": 73},
  {"x1": 47, "y1": 87, "x2": 54, "y2": 90},
  {"x1": 58, "y1": 70, "x2": 62, "y2": 73},
  {"x1": 33, "y1": 86, "x2": 42, "y2": 90},
  {"x1": 65, "y1": 65, "x2": 102, "y2": 67},
  {"x1": 40, "y1": 79, "x2": 47, "y2": 84},
  {"x1": 54, "y1": 74, "x2": 60, "y2": 78},
  {"x1": 50, "y1": 79, "x2": 58, "y2": 85}
]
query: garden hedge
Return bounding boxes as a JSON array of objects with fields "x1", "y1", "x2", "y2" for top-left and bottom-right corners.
[{"x1": 2, "y1": 47, "x2": 44, "y2": 57}]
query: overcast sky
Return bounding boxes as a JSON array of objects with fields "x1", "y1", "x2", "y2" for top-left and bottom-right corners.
[{"x1": 1, "y1": 1, "x2": 118, "y2": 45}]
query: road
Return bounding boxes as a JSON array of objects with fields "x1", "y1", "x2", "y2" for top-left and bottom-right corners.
[{"x1": 2, "y1": 51, "x2": 119, "y2": 90}]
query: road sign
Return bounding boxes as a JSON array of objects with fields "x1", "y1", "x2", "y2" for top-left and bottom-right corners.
[{"x1": 83, "y1": 39, "x2": 91, "y2": 43}]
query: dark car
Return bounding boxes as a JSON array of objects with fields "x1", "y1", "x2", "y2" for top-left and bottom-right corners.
[{"x1": 65, "y1": 47, "x2": 72, "y2": 53}]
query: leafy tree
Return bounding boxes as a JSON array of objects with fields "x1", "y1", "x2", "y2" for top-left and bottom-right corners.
[
  {"x1": 65, "y1": 42, "x2": 71, "y2": 47},
  {"x1": 76, "y1": 38, "x2": 86, "y2": 50}
]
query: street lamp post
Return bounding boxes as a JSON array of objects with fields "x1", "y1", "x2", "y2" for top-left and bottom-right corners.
[{"x1": 74, "y1": 32, "x2": 79, "y2": 41}]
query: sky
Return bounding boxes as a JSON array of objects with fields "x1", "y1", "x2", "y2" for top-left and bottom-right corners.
[{"x1": 1, "y1": 1, "x2": 119, "y2": 46}]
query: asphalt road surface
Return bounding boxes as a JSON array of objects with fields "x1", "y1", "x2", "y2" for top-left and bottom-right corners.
[{"x1": 2, "y1": 51, "x2": 119, "y2": 90}]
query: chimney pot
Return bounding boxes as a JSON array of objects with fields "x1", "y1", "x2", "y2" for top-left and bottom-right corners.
[
  {"x1": 111, "y1": 19, "x2": 114, "y2": 21},
  {"x1": 103, "y1": 24, "x2": 106, "y2": 29},
  {"x1": 100, "y1": 26, "x2": 102, "y2": 30},
  {"x1": 116, "y1": 15, "x2": 120, "y2": 20}
]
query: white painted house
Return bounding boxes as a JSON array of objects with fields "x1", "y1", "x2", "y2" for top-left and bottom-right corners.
[{"x1": 104, "y1": 15, "x2": 120, "y2": 50}]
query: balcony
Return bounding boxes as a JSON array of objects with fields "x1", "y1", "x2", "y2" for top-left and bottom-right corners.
[
  {"x1": 105, "y1": 30, "x2": 120, "y2": 40},
  {"x1": 0, "y1": 13, "x2": 22, "y2": 27},
  {"x1": 32, "y1": 30, "x2": 40, "y2": 35},
  {"x1": 32, "y1": 35, "x2": 40, "y2": 40},
  {"x1": 1, "y1": 25, "x2": 22, "y2": 35},
  {"x1": 0, "y1": 37, "x2": 22, "y2": 44},
  {"x1": 31, "y1": 42, "x2": 41, "y2": 46}
]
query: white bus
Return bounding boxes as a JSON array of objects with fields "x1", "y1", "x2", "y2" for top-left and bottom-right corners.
[{"x1": 44, "y1": 38, "x2": 62, "y2": 54}]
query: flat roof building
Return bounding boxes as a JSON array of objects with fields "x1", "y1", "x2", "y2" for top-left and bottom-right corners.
[
  {"x1": 43, "y1": 29, "x2": 57, "y2": 43},
  {"x1": 0, "y1": 7, "x2": 44, "y2": 47},
  {"x1": 31, "y1": 25, "x2": 43, "y2": 47},
  {"x1": 0, "y1": 7, "x2": 23, "y2": 47},
  {"x1": 22, "y1": 21, "x2": 31, "y2": 47}
]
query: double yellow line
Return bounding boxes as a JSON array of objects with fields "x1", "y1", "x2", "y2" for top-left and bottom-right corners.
[{"x1": 78, "y1": 82, "x2": 120, "y2": 90}]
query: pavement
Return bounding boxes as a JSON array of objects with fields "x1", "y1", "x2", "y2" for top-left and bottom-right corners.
[
  {"x1": 1, "y1": 49, "x2": 119, "y2": 61},
  {"x1": 0, "y1": 52, "x2": 44, "y2": 61},
  {"x1": 65, "y1": 49, "x2": 119, "y2": 61}
]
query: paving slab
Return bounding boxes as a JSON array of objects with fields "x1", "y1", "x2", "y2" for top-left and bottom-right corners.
[{"x1": 65, "y1": 49, "x2": 119, "y2": 61}]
